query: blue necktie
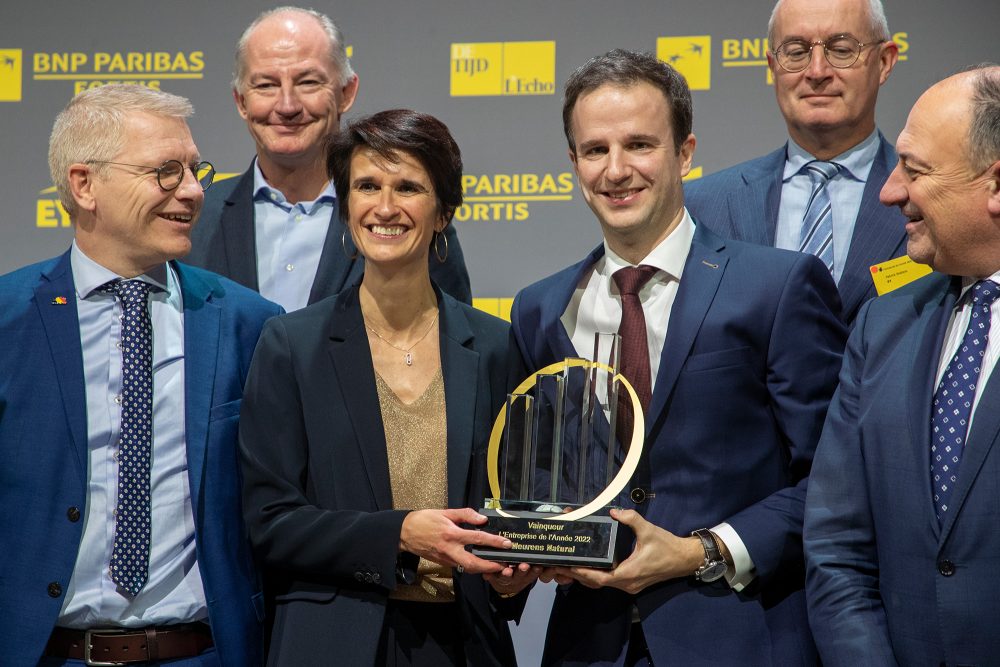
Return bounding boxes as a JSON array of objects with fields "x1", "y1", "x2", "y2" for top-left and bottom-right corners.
[
  {"x1": 798, "y1": 161, "x2": 839, "y2": 274},
  {"x1": 102, "y1": 279, "x2": 154, "y2": 598},
  {"x1": 931, "y1": 280, "x2": 1000, "y2": 520}
]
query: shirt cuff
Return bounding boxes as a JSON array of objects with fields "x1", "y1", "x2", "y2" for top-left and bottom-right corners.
[{"x1": 711, "y1": 522, "x2": 756, "y2": 592}]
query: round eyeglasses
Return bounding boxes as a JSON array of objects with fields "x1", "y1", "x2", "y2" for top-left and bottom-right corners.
[
  {"x1": 772, "y1": 35, "x2": 885, "y2": 73},
  {"x1": 86, "y1": 159, "x2": 216, "y2": 192}
]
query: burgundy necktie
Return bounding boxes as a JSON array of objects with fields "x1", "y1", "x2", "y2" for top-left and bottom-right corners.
[{"x1": 613, "y1": 265, "x2": 659, "y2": 446}]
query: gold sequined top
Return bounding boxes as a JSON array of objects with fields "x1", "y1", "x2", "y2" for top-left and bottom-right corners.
[{"x1": 376, "y1": 369, "x2": 455, "y2": 603}]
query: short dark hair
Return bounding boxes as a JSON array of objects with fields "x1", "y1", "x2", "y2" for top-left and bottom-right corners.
[
  {"x1": 327, "y1": 109, "x2": 464, "y2": 225},
  {"x1": 968, "y1": 64, "x2": 1000, "y2": 171},
  {"x1": 562, "y1": 49, "x2": 693, "y2": 153}
]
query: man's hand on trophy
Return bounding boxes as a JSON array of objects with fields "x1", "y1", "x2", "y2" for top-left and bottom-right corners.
[
  {"x1": 400, "y1": 508, "x2": 512, "y2": 574},
  {"x1": 542, "y1": 509, "x2": 705, "y2": 594},
  {"x1": 484, "y1": 562, "x2": 542, "y2": 597}
]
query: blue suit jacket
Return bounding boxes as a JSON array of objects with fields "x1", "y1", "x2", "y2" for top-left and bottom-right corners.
[
  {"x1": 0, "y1": 251, "x2": 281, "y2": 666},
  {"x1": 684, "y1": 134, "x2": 907, "y2": 325},
  {"x1": 511, "y1": 223, "x2": 846, "y2": 666},
  {"x1": 805, "y1": 273, "x2": 1000, "y2": 667},
  {"x1": 187, "y1": 163, "x2": 473, "y2": 305},
  {"x1": 238, "y1": 283, "x2": 522, "y2": 666}
]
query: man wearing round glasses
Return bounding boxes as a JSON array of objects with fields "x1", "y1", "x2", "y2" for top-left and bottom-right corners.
[
  {"x1": 0, "y1": 83, "x2": 281, "y2": 665},
  {"x1": 686, "y1": 0, "x2": 905, "y2": 326}
]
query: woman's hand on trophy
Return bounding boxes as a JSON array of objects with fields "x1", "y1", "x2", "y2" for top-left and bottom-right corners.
[
  {"x1": 548, "y1": 509, "x2": 705, "y2": 595},
  {"x1": 484, "y1": 562, "x2": 541, "y2": 597},
  {"x1": 399, "y1": 508, "x2": 511, "y2": 574}
]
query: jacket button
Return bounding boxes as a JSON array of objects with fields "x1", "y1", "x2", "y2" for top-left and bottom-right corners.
[
  {"x1": 47, "y1": 582, "x2": 62, "y2": 597},
  {"x1": 67, "y1": 507, "x2": 81, "y2": 522},
  {"x1": 372, "y1": 572, "x2": 382, "y2": 585},
  {"x1": 629, "y1": 488, "x2": 647, "y2": 504},
  {"x1": 938, "y1": 559, "x2": 955, "y2": 576},
  {"x1": 354, "y1": 572, "x2": 364, "y2": 582}
]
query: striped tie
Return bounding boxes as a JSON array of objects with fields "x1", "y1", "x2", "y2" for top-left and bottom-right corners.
[{"x1": 798, "y1": 160, "x2": 840, "y2": 274}]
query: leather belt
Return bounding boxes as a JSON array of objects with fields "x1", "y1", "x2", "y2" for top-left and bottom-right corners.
[{"x1": 45, "y1": 622, "x2": 213, "y2": 666}]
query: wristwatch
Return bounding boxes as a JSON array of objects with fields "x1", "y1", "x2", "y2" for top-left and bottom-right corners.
[{"x1": 691, "y1": 528, "x2": 728, "y2": 582}]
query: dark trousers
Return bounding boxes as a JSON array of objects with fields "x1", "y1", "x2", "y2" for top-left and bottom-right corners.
[{"x1": 375, "y1": 599, "x2": 467, "y2": 666}]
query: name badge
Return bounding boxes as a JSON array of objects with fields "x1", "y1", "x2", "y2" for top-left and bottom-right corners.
[{"x1": 870, "y1": 255, "x2": 933, "y2": 296}]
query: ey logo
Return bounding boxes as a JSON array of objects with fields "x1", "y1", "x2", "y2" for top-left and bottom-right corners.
[
  {"x1": 451, "y1": 41, "x2": 555, "y2": 97},
  {"x1": 0, "y1": 49, "x2": 23, "y2": 101},
  {"x1": 656, "y1": 37, "x2": 711, "y2": 91}
]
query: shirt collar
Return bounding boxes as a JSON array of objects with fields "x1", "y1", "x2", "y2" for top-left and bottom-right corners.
[
  {"x1": 782, "y1": 128, "x2": 880, "y2": 183},
  {"x1": 251, "y1": 157, "x2": 336, "y2": 214},
  {"x1": 600, "y1": 208, "x2": 696, "y2": 286},
  {"x1": 70, "y1": 240, "x2": 170, "y2": 299}
]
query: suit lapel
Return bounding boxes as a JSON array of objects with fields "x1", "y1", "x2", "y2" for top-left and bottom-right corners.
[
  {"x1": 439, "y1": 296, "x2": 480, "y2": 507},
  {"x1": 327, "y1": 287, "x2": 394, "y2": 509},
  {"x1": 839, "y1": 135, "x2": 908, "y2": 320},
  {"x1": 308, "y1": 203, "x2": 359, "y2": 305},
  {"x1": 178, "y1": 264, "x2": 221, "y2": 513},
  {"x1": 646, "y1": 225, "x2": 728, "y2": 431},
  {"x1": 731, "y1": 145, "x2": 784, "y2": 246},
  {"x1": 906, "y1": 275, "x2": 961, "y2": 535},
  {"x1": 35, "y1": 251, "x2": 89, "y2": 476},
  {"x1": 544, "y1": 246, "x2": 605, "y2": 364},
  {"x1": 219, "y1": 166, "x2": 260, "y2": 291}
]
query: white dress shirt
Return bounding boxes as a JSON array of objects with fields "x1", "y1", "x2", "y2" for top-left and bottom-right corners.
[
  {"x1": 560, "y1": 210, "x2": 756, "y2": 590},
  {"x1": 59, "y1": 242, "x2": 207, "y2": 628}
]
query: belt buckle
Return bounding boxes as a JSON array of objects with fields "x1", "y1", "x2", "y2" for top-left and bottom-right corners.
[{"x1": 83, "y1": 627, "x2": 131, "y2": 667}]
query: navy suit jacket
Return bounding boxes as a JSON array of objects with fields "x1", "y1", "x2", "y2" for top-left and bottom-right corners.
[
  {"x1": 0, "y1": 251, "x2": 281, "y2": 665},
  {"x1": 187, "y1": 163, "x2": 473, "y2": 305},
  {"x1": 512, "y1": 223, "x2": 846, "y2": 666},
  {"x1": 684, "y1": 133, "x2": 907, "y2": 325},
  {"x1": 238, "y1": 283, "x2": 522, "y2": 666},
  {"x1": 805, "y1": 273, "x2": 1000, "y2": 667}
]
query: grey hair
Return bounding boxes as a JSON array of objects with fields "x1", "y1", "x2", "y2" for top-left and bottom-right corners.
[
  {"x1": 767, "y1": 0, "x2": 890, "y2": 46},
  {"x1": 966, "y1": 64, "x2": 1000, "y2": 172},
  {"x1": 48, "y1": 84, "x2": 193, "y2": 216},
  {"x1": 232, "y1": 6, "x2": 354, "y2": 92}
]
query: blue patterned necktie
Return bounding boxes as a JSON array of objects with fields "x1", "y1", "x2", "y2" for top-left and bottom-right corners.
[
  {"x1": 798, "y1": 160, "x2": 840, "y2": 273},
  {"x1": 101, "y1": 278, "x2": 154, "y2": 598},
  {"x1": 931, "y1": 280, "x2": 1000, "y2": 521}
]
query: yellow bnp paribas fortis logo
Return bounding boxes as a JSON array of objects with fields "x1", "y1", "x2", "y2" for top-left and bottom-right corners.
[
  {"x1": 451, "y1": 41, "x2": 555, "y2": 97},
  {"x1": 0, "y1": 49, "x2": 23, "y2": 101},
  {"x1": 656, "y1": 36, "x2": 711, "y2": 91}
]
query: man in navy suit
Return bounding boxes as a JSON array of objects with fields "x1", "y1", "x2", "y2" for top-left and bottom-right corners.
[
  {"x1": 512, "y1": 50, "x2": 846, "y2": 666},
  {"x1": 0, "y1": 84, "x2": 281, "y2": 665},
  {"x1": 685, "y1": 0, "x2": 905, "y2": 325},
  {"x1": 804, "y1": 66, "x2": 1000, "y2": 667},
  {"x1": 187, "y1": 6, "x2": 471, "y2": 311}
]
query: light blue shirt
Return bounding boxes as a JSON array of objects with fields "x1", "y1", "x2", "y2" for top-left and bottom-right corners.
[
  {"x1": 253, "y1": 159, "x2": 336, "y2": 312},
  {"x1": 59, "y1": 242, "x2": 207, "y2": 628},
  {"x1": 774, "y1": 129, "x2": 880, "y2": 284}
]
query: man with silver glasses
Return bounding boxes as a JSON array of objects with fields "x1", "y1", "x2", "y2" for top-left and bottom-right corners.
[
  {"x1": 686, "y1": 0, "x2": 906, "y2": 325},
  {"x1": 0, "y1": 83, "x2": 281, "y2": 665}
]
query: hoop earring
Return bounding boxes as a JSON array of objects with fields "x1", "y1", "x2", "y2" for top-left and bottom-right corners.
[
  {"x1": 342, "y1": 230, "x2": 358, "y2": 260},
  {"x1": 433, "y1": 230, "x2": 449, "y2": 264}
]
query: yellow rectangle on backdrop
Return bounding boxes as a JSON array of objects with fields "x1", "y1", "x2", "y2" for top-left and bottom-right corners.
[
  {"x1": 657, "y1": 36, "x2": 711, "y2": 91},
  {"x1": 502, "y1": 41, "x2": 555, "y2": 95},
  {"x1": 0, "y1": 49, "x2": 23, "y2": 102},
  {"x1": 451, "y1": 42, "x2": 503, "y2": 96},
  {"x1": 870, "y1": 255, "x2": 933, "y2": 296}
]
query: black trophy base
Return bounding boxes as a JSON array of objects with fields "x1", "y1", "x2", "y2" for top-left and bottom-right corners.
[{"x1": 468, "y1": 500, "x2": 633, "y2": 568}]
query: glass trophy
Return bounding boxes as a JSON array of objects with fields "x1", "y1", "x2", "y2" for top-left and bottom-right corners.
[{"x1": 470, "y1": 333, "x2": 644, "y2": 568}]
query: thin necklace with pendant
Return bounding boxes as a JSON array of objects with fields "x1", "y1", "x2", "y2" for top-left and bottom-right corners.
[{"x1": 366, "y1": 310, "x2": 439, "y2": 366}]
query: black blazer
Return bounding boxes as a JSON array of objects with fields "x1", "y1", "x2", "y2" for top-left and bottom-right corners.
[
  {"x1": 239, "y1": 282, "x2": 522, "y2": 666},
  {"x1": 189, "y1": 163, "x2": 473, "y2": 305}
]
